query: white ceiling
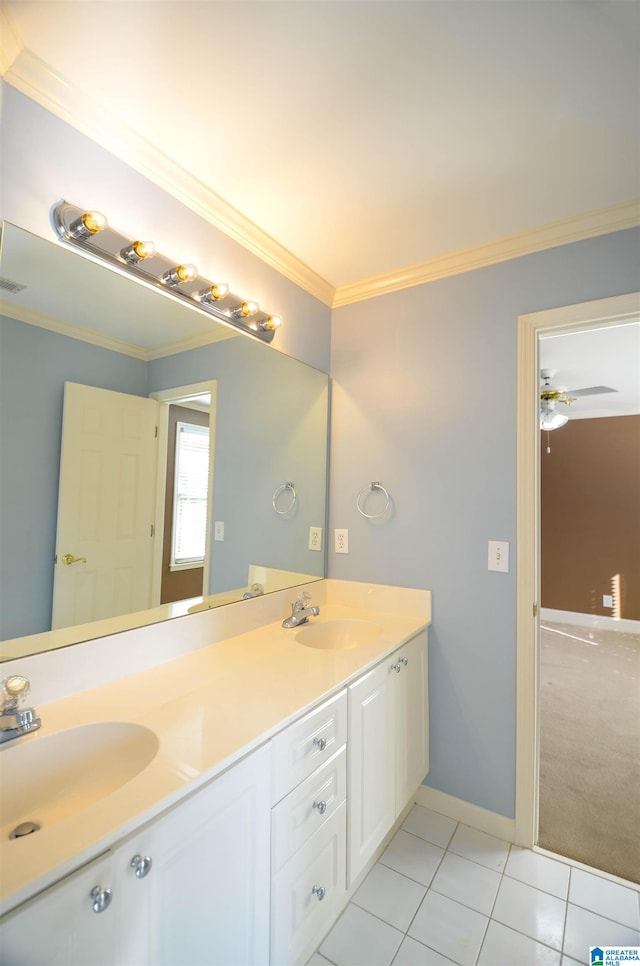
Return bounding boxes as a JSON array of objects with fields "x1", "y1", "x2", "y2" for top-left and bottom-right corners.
[
  {"x1": 3, "y1": 0, "x2": 639, "y2": 292},
  {"x1": 540, "y1": 323, "x2": 640, "y2": 418}
]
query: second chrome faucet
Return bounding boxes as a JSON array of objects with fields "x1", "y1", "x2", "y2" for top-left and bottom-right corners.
[{"x1": 282, "y1": 592, "x2": 320, "y2": 628}]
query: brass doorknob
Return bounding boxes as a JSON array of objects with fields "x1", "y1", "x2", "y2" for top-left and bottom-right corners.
[{"x1": 61, "y1": 553, "x2": 87, "y2": 565}]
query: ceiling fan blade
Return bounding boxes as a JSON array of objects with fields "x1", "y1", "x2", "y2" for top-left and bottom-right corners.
[{"x1": 566, "y1": 385, "x2": 618, "y2": 397}]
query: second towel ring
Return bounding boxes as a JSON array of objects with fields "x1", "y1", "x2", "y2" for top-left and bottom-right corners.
[
  {"x1": 356, "y1": 481, "x2": 390, "y2": 519},
  {"x1": 273, "y1": 481, "x2": 297, "y2": 515}
]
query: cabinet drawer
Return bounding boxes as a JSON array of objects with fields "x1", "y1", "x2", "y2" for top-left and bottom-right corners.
[
  {"x1": 271, "y1": 802, "x2": 347, "y2": 966},
  {"x1": 272, "y1": 690, "x2": 347, "y2": 803},
  {"x1": 272, "y1": 745, "x2": 346, "y2": 873}
]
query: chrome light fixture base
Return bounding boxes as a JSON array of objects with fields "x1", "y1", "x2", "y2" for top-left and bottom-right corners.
[{"x1": 51, "y1": 200, "x2": 280, "y2": 344}]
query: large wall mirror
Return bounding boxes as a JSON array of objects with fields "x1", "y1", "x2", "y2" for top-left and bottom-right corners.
[{"x1": 0, "y1": 222, "x2": 329, "y2": 661}]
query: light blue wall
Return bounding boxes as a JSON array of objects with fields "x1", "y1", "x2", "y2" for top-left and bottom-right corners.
[
  {"x1": 149, "y1": 339, "x2": 329, "y2": 592},
  {"x1": 0, "y1": 317, "x2": 148, "y2": 638},
  {"x1": 329, "y1": 228, "x2": 640, "y2": 817}
]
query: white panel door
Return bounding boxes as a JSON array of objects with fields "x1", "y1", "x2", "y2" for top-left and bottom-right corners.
[
  {"x1": 115, "y1": 743, "x2": 272, "y2": 966},
  {"x1": 52, "y1": 382, "x2": 158, "y2": 629},
  {"x1": 347, "y1": 660, "x2": 395, "y2": 885},
  {"x1": 0, "y1": 852, "x2": 116, "y2": 966},
  {"x1": 395, "y1": 632, "x2": 429, "y2": 811}
]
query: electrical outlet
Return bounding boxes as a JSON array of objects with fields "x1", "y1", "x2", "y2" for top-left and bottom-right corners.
[
  {"x1": 335, "y1": 528, "x2": 349, "y2": 554},
  {"x1": 308, "y1": 526, "x2": 322, "y2": 551},
  {"x1": 214, "y1": 521, "x2": 225, "y2": 542},
  {"x1": 603, "y1": 594, "x2": 613, "y2": 608},
  {"x1": 488, "y1": 540, "x2": 509, "y2": 573}
]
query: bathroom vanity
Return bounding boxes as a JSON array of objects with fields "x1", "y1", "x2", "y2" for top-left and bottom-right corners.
[{"x1": 0, "y1": 580, "x2": 430, "y2": 965}]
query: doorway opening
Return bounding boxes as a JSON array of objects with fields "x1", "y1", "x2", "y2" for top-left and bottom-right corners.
[
  {"x1": 515, "y1": 293, "x2": 640, "y2": 883},
  {"x1": 149, "y1": 381, "x2": 218, "y2": 609}
]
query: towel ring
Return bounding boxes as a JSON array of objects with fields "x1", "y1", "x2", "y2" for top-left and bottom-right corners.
[
  {"x1": 356, "y1": 481, "x2": 390, "y2": 519},
  {"x1": 272, "y1": 481, "x2": 297, "y2": 515}
]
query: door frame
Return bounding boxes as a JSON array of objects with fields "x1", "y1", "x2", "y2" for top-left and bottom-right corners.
[
  {"x1": 514, "y1": 291, "x2": 640, "y2": 846},
  {"x1": 149, "y1": 381, "x2": 218, "y2": 607}
]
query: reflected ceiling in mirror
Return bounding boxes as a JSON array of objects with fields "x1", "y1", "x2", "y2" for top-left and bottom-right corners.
[{"x1": 0, "y1": 223, "x2": 329, "y2": 661}]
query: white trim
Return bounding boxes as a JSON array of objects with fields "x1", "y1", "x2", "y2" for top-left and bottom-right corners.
[
  {"x1": 0, "y1": 6, "x2": 21, "y2": 76},
  {"x1": 333, "y1": 201, "x2": 640, "y2": 307},
  {"x1": 541, "y1": 608, "x2": 640, "y2": 635},
  {"x1": 414, "y1": 785, "x2": 516, "y2": 842},
  {"x1": 0, "y1": 298, "x2": 148, "y2": 360},
  {"x1": 515, "y1": 292, "x2": 640, "y2": 848},
  {"x1": 2, "y1": 33, "x2": 638, "y2": 310},
  {"x1": 0, "y1": 298, "x2": 235, "y2": 361},
  {"x1": 1, "y1": 47, "x2": 335, "y2": 308}
]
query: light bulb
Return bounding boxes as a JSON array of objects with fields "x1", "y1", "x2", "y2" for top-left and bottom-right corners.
[
  {"x1": 241, "y1": 301, "x2": 258, "y2": 317},
  {"x1": 120, "y1": 240, "x2": 156, "y2": 263},
  {"x1": 260, "y1": 315, "x2": 281, "y2": 331},
  {"x1": 162, "y1": 263, "x2": 197, "y2": 286},
  {"x1": 198, "y1": 283, "x2": 229, "y2": 303},
  {"x1": 69, "y1": 210, "x2": 108, "y2": 239}
]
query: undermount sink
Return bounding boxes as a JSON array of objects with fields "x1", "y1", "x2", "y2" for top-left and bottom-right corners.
[
  {"x1": 295, "y1": 619, "x2": 384, "y2": 650},
  {"x1": 0, "y1": 721, "x2": 159, "y2": 836}
]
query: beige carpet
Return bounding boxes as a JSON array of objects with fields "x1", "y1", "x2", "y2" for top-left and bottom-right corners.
[{"x1": 538, "y1": 620, "x2": 640, "y2": 883}]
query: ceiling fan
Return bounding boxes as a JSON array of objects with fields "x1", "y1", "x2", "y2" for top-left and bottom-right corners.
[{"x1": 539, "y1": 368, "x2": 618, "y2": 431}]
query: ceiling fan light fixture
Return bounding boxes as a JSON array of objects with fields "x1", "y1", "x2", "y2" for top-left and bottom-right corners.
[{"x1": 540, "y1": 400, "x2": 568, "y2": 431}]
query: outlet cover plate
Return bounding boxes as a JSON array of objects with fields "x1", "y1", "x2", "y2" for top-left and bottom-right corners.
[
  {"x1": 335, "y1": 528, "x2": 349, "y2": 554},
  {"x1": 308, "y1": 526, "x2": 322, "y2": 551}
]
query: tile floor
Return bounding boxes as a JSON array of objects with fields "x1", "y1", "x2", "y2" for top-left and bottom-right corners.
[{"x1": 309, "y1": 805, "x2": 640, "y2": 966}]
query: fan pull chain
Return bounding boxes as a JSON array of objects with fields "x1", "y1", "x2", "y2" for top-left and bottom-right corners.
[{"x1": 546, "y1": 431, "x2": 551, "y2": 455}]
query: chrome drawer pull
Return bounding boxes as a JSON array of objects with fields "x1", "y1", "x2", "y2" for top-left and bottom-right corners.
[
  {"x1": 130, "y1": 854, "x2": 153, "y2": 878},
  {"x1": 313, "y1": 736, "x2": 327, "y2": 751},
  {"x1": 401, "y1": 656, "x2": 409, "y2": 666},
  {"x1": 390, "y1": 662, "x2": 402, "y2": 673},
  {"x1": 313, "y1": 799, "x2": 327, "y2": 815},
  {"x1": 90, "y1": 886, "x2": 112, "y2": 913},
  {"x1": 312, "y1": 884, "x2": 326, "y2": 901}
]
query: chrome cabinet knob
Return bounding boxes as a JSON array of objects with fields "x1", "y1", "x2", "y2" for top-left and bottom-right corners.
[
  {"x1": 130, "y1": 854, "x2": 153, "y2": 878},
  {"x1": 90, "y1": 886, "x2": 112, "y2": 913},
  {"x1": 313, "y1": 736, "x2": 327, "y2": 751},
  {"x1": 401, "y1": 656, "x2": 408, "y2": 666},
  {"x1": 313, "y1": 799, "x2": 327, "y2": 815},
  {"x1": 390, "y1": 662, "x2": 402, "y2": 673},
  {"x1": 312, "y1": 884, "x2": 326, "y2": 901}
]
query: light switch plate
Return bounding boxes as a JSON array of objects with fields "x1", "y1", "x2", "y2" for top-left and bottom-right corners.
[
  {"x1": 603, "y1": 594, "x2": 613, "y2": 608},
  {"x1": 214, "y1": 521, "x2": 225, "y2": 542},
  {"x1": 488, "y1": 540, "x2": 509, "y2": 573}
]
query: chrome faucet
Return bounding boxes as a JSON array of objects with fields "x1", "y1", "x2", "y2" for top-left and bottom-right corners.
[
  {"x1": 282, "y1": 591, "x2": 320, "y2": 628},
  {"x1": 0, "y1": 675, "x2": 41, "y2": 744},
  {"x1": 242, "y1": 582, "x2": 265, "y2": 599}
]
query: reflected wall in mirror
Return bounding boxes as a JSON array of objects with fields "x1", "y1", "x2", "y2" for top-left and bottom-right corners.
[{"x1": 0, "y1": 222, "x2": 329, "y2": 661}]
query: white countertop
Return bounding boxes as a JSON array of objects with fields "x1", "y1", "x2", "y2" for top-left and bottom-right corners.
[{"x1": 0, "y1": 581, "x2": 430, "y2": 917}]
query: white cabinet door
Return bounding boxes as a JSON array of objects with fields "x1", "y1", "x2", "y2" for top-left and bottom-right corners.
[
  {"x1": 116, "y1": 743, "x2": 271, "y2": 966},
  {"x1": 348, "y1": 632, "x2": 429, "y2": 885},
  {"x1": 347, "y1": 659, "x2": 395, "y2": 884},
  {"x1": 395, "y1": 631, "x2": 429, "y2": 812},
  {"x1": 0, "y1": 852, "x2": 116, "y2": 966}
]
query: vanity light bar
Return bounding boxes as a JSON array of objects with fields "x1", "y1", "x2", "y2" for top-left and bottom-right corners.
[{"x1": 51, "y1": 200, "x2": 282, "y2": 344}]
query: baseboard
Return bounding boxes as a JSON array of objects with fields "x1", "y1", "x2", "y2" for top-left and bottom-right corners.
[
  {"x1": 415, "y1": 785, "x2": 516, "y2": 842},
  {"x1": 541, "y1": 608, "x2": 640, "y2": 634}
]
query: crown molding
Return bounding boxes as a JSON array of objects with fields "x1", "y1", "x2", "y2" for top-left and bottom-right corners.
[
  {"x1": 1, "y1": 47, "x2": 335, "y2": 307},
  {"x1": 0, "y1": 6, "x2": 22, "y2": 77},
  {"x1": 0, "y1": 299, "x2": 147, "y2": 359},
  {"x1": 3, "y1": 38, "x2": 638, "y2": 312},
  {"x1": 0, "y1": 298, "x2": 236, "y2": 361},
  {"x1": 332, "y1": 199, "x2": 640, "y2": 307}
]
